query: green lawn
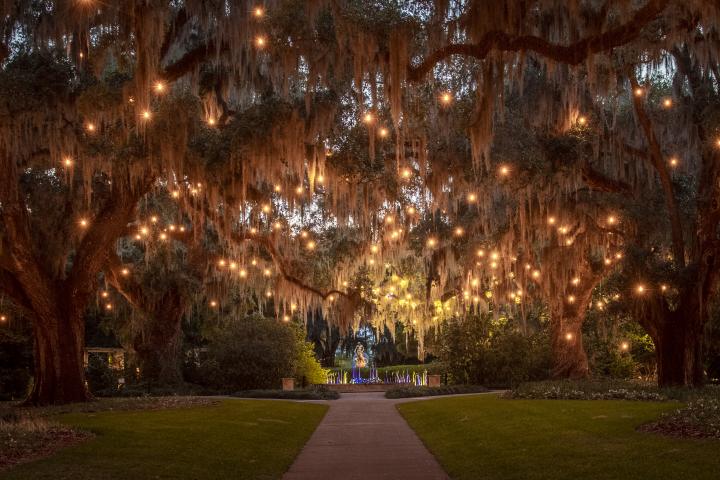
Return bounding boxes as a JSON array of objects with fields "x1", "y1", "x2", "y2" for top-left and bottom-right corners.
[
  {"x1": 398, "y1": 394, "x2": 720, "y2": 480},
  {"x1": 2, "y1": 399, "x2": 327, "y2": 480}
]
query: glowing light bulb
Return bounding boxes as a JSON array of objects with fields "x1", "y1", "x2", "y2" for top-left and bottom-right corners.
[
  {"x1": 406, "y1": 206, "x2": 416, "y2": 214},
  {"x1": 255, "y1": 35, "x2": 266, "y2": 47},
  {"x1": 141, "y1": 110, "x2": 151, "y2": 120},
  {"x1": 262, "y1": 204, "x2": 271, "y2": 213},
  {"x1": 401, "y1": 168, "x2": 412, "y2": 179},
  {"x1": 363, "y1": 112, "x2": 374, "y2": 124},
  {"x1": 669, "y1": 157, "x2": 679, "y2": 167},
  {"x1": 636, "y1": 284, "x2": 646, "y2": 294},
  {"x1": 384, "y1": 216, "x2": 394, "y2": 224},
  {"x1": 571, "y1": 277, "x2": 580, "y2": 285},
  {"x1": 565, "y1": 332, "x2": 574, "y2": 341},
  {"x1": 229, "y1": 262, "x2": 237, "y2": 270},
  {"x1": 86, "y1": 122, "x2": 96, "y2": 132},
  {"x1": 79, "y1": 218, "x2": 89, "y2": 228},
  {"x1": 454, "y1": 227, "x2": 464, "y2": 236},
  {"x1": 273, "y1": 221, "x2": 282, "y2": 230},
  {"x1": 150, "y1": 216, "x2": 158, "y2": 223},
  {"x1": 467, "y1": 193, "x2": 477, "y2": 203},
  {"x1": 607, "y1": 215, "x2": 617, "y2": 225},
  {"x1": 499, "y1": 165, "x2": 510, "y2": 176},
  {"x1": 532, "y1": 269, "x2": 541, "y2": 279},
  {"x1": 251, "y1": 258, "x2": 258, "y2": 266},
  {"x1": 101, "y1": 291, "x2": 109, "y2": 298},
  {"x1": 634, "y1": 87, "x2": 644, "y2": 97},
  {"x1": 567, "y1": 295, "x2": 576, "y2": 304},
  {"x1": 239, "y1": 269, "x2": 247, "y2": 278},
  {"x1": 296, "y1": 186, "x2": 303, "y2": 194},
  {"x1": 577, "y1": 116, "x2": 587, "y2": 126},
  {"x1": 661, "y1": 284, "x2": 668, "y2": 292},
  {"x1": 620, "y1": 341, "x2": 629, "y2": 351},
  {"x1": 490, "y1": 251, "x2": 499, "y2": 260},
  {"x1": 0, "y1": 315, "x2": 6, "y2": 322},
  {"x1": 663, "y1": 98, "x2": 673, "y2": 108},
  {"x1": 307, "y1": 240, "x2": 316, "y2": 250},
  {"x1": 218, "y1": 259, "x2": 226, "y2": 267},
  {"x1": 370, "y1": 245, "x2": 379, "y2": 254},
  {"x1": 253, "y1": 6, "x2": 264, "y2": 17},
  {"x1": 121, "y1": 268, "x2": 129, "y2": 276},
  {"x1": 207, "y1": 117, "x2": 216, "y2": 126},
  {"x1": 63, "y1": 157, "x2": 73, "y2": 167},
  {"x1": 210, "y1": 300, "x2": 218, "y2": 308},
  {"x1": 317, "y1": 175, "x2": 324, "y2": 184},
  {"x1": 265, "y1": 290, "x2": 272, "y2": 297},
  {"x1": 264, "y1": 268, "x2": 271, "y2": 276},
  {"x1": 378, "y1": 127, "x2": 389, "y2": 138},
  {"x1": 426, "y1": 237, "x2": 437, "y2": 248},
  {"x1": 105, "y1": 303, "x2": 113, "y2": 310},
  {"x1": 171, "y1": 190, "x2": 180, "y2": 198},
  {"x1": 153, "y1": 81, "x2": 165, "y2": 93},
  {"x1": 440, "y1": 91, "x2": 453, "y2": 105},
  {"x1": 250, "y1": 227, "x2": 258, "y2": 235},
  {"x1": 548, "y1": 216, "x2": 556, "y2": 225},
  {"x1": 283, "y1": 315, "x2": 290, "y2": 322},
  {"x1": 159, "y1": 233, "x2": 167, "y2": 240}
]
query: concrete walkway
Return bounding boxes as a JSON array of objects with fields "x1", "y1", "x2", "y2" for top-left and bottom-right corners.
[{"x1": 283, "y1": 392, "x2": 449, "y2": 480}]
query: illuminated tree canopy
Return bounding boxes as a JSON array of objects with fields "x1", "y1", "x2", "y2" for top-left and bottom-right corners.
[{"x1": 0, "y1": 0, "x2": 719, "y2": 404}]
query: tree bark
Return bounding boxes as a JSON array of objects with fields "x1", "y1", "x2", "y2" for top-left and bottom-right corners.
[
  {"x1": 26, "y1": 308, "x2": 89, "y2": 405},
  {"x1": 550, "y1": 302, "x2": 590, "y2": 379},
  {"x1": 132, "y1": 301, "x2": 186, "y2": 386}
]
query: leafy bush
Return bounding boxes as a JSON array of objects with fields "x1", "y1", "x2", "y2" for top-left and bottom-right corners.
[
  {"x1": 85, "y1": 355, "x2": 122, "y2": 394},
  {"x1": 438, "y1": 313, "x2": 551, "y2": 387},
  {"x1": 385, "y1": 385, "x2": 488, "y2": 399},
  {"x1": 294, "y1": 332, "x2": 329, "y2": 387},
  {"x1": 233, "y1": 386, "x2": 340, "y2": 400},
  {"x1": 193, "y1": 315, "x2": 298, "y2": 392}
]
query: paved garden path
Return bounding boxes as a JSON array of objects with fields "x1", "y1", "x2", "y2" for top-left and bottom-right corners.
[{"x1": 283, "y1": 392, "x2": 449, "y2": 480}]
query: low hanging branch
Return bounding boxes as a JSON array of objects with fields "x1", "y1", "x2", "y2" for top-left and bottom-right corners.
[
  {"x1": 629, "y1": 75, "x2": 686, "y2": 265},
  {"x1": 407, "y1": 0, "x2": 670, "y2": 81}
]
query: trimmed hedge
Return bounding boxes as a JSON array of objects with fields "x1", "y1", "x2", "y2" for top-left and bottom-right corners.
[
  {"x1": 233, "y1": 386, "x2": 340, "y2": 400},
  {"x1": 385, "y1": 385, "x2": 488, "y2": 399}
]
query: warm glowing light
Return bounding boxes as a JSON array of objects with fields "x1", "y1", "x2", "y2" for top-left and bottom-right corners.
[
  {"x1": 532, "y1": 269, "x2": 541, "y2": 279},
  {"x1": 661, "y1": 284, "x2": 668, "y2": 292},
  {"x1": 565, "y1": 332, "x2": 574, "y2": 341},
  {"x1": 229, "y1": 262, "x2": 237, "y2": 270},
  {"x1": 571, "y1": 277, "x2": 580, "y2": 285},
  {"x1": 140, "y1": 226, "x2": 149, "y2": 236},
  {"x1": 663, "y1": 98, "x2": 673, "y2": 108},
  {"x1": 467, "y1": 193, "x2": 477, "y2": 203},
  {"x1": 63, "y1": 157, "x2": 73, "y2": 167},
  {"x1": 171, "y1": 190, "x2": 180, "y2": 198},
  {"x1": 253, "y1": 6, "x2": 264, "y2": 17},
  {"x1": 239, "y1": 269, "x2": 247, "y2": 278},
  {"x1": 548, "y1": 216, "x2": 556, "y2": 225},
  {"x1": 262, "y1": 204, "x2": 271, "y2": 213},
  {"x1": 490, "y1": 251, "x2": 499, "y2": 260},
  {"x1": 265, "y1": 290, "x2": 272, "y2": 297},
  {"x1": 150, "y1": 216, "x2": 158, "y2": 223},
  {"x1": 317, "y1": 175, "x2": 324, "y2": 184},
  {"x1": 607, "y1": 215, "x2": 617, "y2": 225},
  {"x1": 159, "y1": 232, "x2": 167, "y2": 240},
  {"x1": 168, "y1": 224, "x2": 176, "y2": 232},
  {"x1": 490, "y1": 261, "x2": 498, "y2": 269},
  {"x1": 426, "y1": 237, "x2": 437, "y2": 248},
  {"x1": 370, "y1": 244, "x2": 379, "y2": 254},
  {"x1": 306, "y1": 240, "x2": 316, "y2": 250},
  {"x1": 101, "y1": 291, "x2": 109, "y2": 298},
  {"x1": 401, "y1": 168, "x2": 412, "y2": 179},
  {"x1": 207, "y1": 117, "x2": 216, "y2": 126},
  {"x1": 255, "y1": 35, "x2": 266, "y2": 47},
  {"x1": 378, "y1": 127, "x2": 389, "y2": 138},
  {"x1": 634, "y1": 87, "x2": 644, "y2": 97},
  {"x1": 454, "y1": 227, "x2": 464, "y2": 236},
  {"x1": 218, "y1": 259, "x2": 226, "y2": 267},
  {"x1": 264, "y1": 268, "x2": 271, "y2": 277},
  {"x1": 669, "y1": 157, "x2": 679, "y2": 167},
  {"x1": 0, "y1": 315, "x2": 6, "y2": 322},
  {"x1": 86, "y1": 122, "x2": 96, "y2": 132},
  {"x1": 141, "y1": 110, "x2": 151, "y2": 120},
  {"x1": 105, "y1": 303, "x2": 113, "y2": 310},
  {"x1": 636, "y1": 284, "x2": 646, "y2": 294},
  {"x1": 406, "y1": 206, "x2": 416, "y2": 215},
  {"x1": 79, "y1": 218, "x2": 89, "y2": 228},
  {"x1": 295, "y1": 185, "x2": 303, "y2": 194},
  {"x1": 283, "y1": 315, "x2": 290, "y2": 322},
  {"x1": 210, "y1": 300, "x2": 218, "y2": 308},
  {"x1": 620, "y1": 341, "x2": 630, "y2": 351},
  {"x1": 273, "y1": 221, "x2": 282, "y2": 230},
  {"x1": 565, "y1": 238, "x2": 573, "y2": 246},
  {"x1": 440, "y1": 91, "x2": 453, "y2": 105},
  {"x1": 384, "y1": 216, "x2": 394, "y2": 224},
  {"x1": 120, "y1": 268, "x2": 129, "y2": 277},
  {"x1": 476, "y1": 249, "x2": 485, "y2": 257},
  {"x1": 362, "y1": 112, "x2": 374, "y2": 124},
  {"x1": 567, "y1": 295, "x2": 576, "y2": 304},
  {"x1": 498, "y1": 165, "x2": 510, "y2": 176},
  {"x1": 251, "y1": 258, "x2": 258, "y2": 266},
  {"x1": 471, "y1": 278, "x2": 480, "y2": 287},
  {"x1": 153, "y1": 81, "x2": 165, "y2": 93},
  {"x1": 250, "y1": 227, "x2": 258, "y2": 235},
  {"x1": 577, "y1": 116, "x2": 587, "y2": 126}
]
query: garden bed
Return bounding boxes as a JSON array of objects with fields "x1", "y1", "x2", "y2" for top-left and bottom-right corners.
[{"x1": 385, "y1": 385, "x2": 488, "y2": 399}]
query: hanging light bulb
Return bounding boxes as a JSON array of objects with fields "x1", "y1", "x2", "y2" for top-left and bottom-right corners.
[
  {"x1": 153, "y1": 81, "x2": 165, "y2": 93},
  {"x1": 79, "y1": 218, "x2": 89, "y2": 228},
  {"x1": 567, "y1": 295, "x2": 576, "y2": 304},
  {"x1": 454, "y1": 227, "x2": 464, "y2": 236},
  {"x1": 253, "y1": 6, "x2": 264, "y2": 17},
  {"x1": 636, "y1": 284, "x2": 646, "y2": 294},
  {"x1": 85, "y1": 122, "x2": 96, "y2": 132},
  {"x1": 207, "y1": 117, "x2": 216, "y2": 126},
  {"x1": 239, "y1": 269, "x2": 248, "y2": 278},
  {"x1": 634, "y1": 87, "x2": 644, "y2": 97},
  {"x1": 426, "y1": 237, "x2": 437, "y2": 248},
  {"x1": 255, "y1": 35, "x2": 267, "y2": 48},
  {"x1": 663, "y1": 98, "x2": 673, "y2": 108},
  {"x1": 467, "y1": 193, "x2": 477, "y2": 203},
  {"x1": 63, "y1": 157, "x2": 73, "y2": 168},
  {"x1": 577, "y1": 116, "x2": 588, "y2": 126},
  {"x1": 565, "y1": 332, "x2": 574, "y2": 341},
  {"x1": 378, "y1": 127, "x2": 389, "y2": 138},
  {"x1": 498, "y1": 165, "x2": 510, "y2": 177},
  {"x1": 362, "y1": 112, "x2": 374, "y2": 124},
  {"x1": 669, "y1": 157, "x2": 679, "y2": 167},
  {"x1": 440, "y1": 91, "x2": 453, "y2": 105},
  {"x1": 141, "y1": 110, "x2": 151, "y2": 120},
  {"x1": 210, "y1": 300, "x2": 218, "y2": 308}
]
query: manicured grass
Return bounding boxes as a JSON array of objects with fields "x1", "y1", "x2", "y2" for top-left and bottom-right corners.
[
  {"x1": 398, "y1": 394, "x2": 720, "y2": 480},
  {"x1": 2, "y1": 399, "x2": 327, "y2": 480}
]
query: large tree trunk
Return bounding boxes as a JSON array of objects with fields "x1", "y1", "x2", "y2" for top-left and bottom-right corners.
[
  {"x1": 550, "y1": 311, "x2": 589, "y2": 379},
  {"x1": 131, "y1": 295, "x2": 186, "y2": 386},
  {"x1": 26, "y1": 309, "x2": 89, "y2": 405},
  {"x1": 651, "y1": 297, "x2": 705, "y2": 388}
]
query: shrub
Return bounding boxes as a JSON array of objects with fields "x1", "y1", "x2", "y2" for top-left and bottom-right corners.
[
  {"x1": 509, "y1": 379, "x2": 668, "y2": 401},
  {"x1": 294, "y1": 331, "x2": 328, "y2": 387},
  {"x1": 194, "y1": 314, "x2": 298, "y2": 392},
  {"x1": 385, "y1": 385, "x2": 488, "y2": 399},
  {"x1": 640, "y1": 394, "x2": 720, "y2": 439},
  {"x1": 233, "y1": 385, "x2": 340, "y2": 400},
  {"x1": 85, "y1": 355, "x2": 122, "y2": 394}
]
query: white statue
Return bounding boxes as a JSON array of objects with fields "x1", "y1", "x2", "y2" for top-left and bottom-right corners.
[{"x1": 354, "y1": 343, "x2": 367, "y2": 368}]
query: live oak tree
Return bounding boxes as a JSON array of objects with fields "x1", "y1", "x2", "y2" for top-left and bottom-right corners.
[{"x1": 1, "y1": 0, "x2": 719, "y2": 404}]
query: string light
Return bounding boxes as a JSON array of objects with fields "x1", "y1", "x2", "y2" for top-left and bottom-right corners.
[
  {"x1": 0, "y1": 315, "x2": 6, "y2": 322},
  {"x1": 636, "y1": 284, "x2": 646, "y2": 294},
  {"x1": 153, "y1": 81, "x2": 165, "y2": 93},
  {"x1": 101, "y1": 291, "x2": 109, "y2": 298},
  {"x1": 406, "y1": 206, "x2": 416, "y2": 215},
  {"x1": 262, "y1": 204, "x2": 271, "y2": 213},
  {"x1": 295, "y1": 185, "x2": 303, "y2": 195},
  {"x1": 669, "y1": 156, "x2": 679, "y2": 167},
  {"x1": 85, "y1": 122, "x2": 96, "y2": 132},
  {"x1": 661, "y1": 284, "x2": 668, "y2": 292},
  {"x1": 607, "y1": 215, "x2": 617, "y2": 225},
  {"x1": 370, "y1": 244, "x2": 379, "y2": 254},
  {"x1": 255, "y1": 35, "x2": 266, "y2": 48},
  {"x1": 634, "y1": 87, "x2": 644, "y2": 97},
  {"x1": 264, "y1": 268, "x2": 272, "y2": 277},
  {"x1": 454, "y1": 227, "x2": 464, "y2": 236},
  {"x1": 663, "y1": 98, "x2": 673, "y2": 108},
  {"x1": 565, "y1": 332, "x2": 574, "y2": 341},
  {"x1": 577, "y1": 116, "x2": 587, "y2": 126},
  {"x1": 532, "y1": 269, "x2": 541, "y2": 279},
  {"x1": 467, "y1": 193, "x2": 477, "y2": 203},
  {"x1": 547, "y1": 216, "x2": 556, "y2": 225},
  {"x1": 159, "y1": 232, "x2": 168, "y2": 240},
  {"x1": 150, "y1": 216, "x2": 158, "y2": 223},
  {"x1": 63, "y1": 157, "x2": 73, "y2": 168},
  {"x1": 476, "y1": 249, "x2": 485, "y2": 257},
  {"x1": 283, "y1": 315, "x2": 290, "y2": 322},
  {"x1": 620, "y1": 341, "x2": 630, "y2": 351},
  {"x1": 141, "y1": 110, "x2": 151, "y2": 120},
  {"x1": 210, "y1": 300, "x2": 218, "y2": 308},
  {"x1": 121, "y1": 268, "x2": 130, "y2": 276},
  {"x1": 306, "y1": 240, "x2": 316, "y2": 250},
  {"x1": 207, "y1": 117, "x2": 216, "y2": 126},
  {"x1": 253, "y1": 6, "x2": 264, "y2": 17},
  {"x1": 498, "y1": 165, "x2": 510, "y2": 176},
  {"x1": 317, "y1": 175, "x2": 324, "y2": 184},
  {"x1": 571, "y1": 277, "x2": 580, "y2": 285},
  {"x1": 79, "y1": 218, "x2": 89, "y2": 228},
  {"x1": 378, "y1": 127, "x2": 389, "y2": 138},
  {"x1": 239, "y1": 269, "x2": 247, "y2": 278},
  {"x1": 567, "y1": 295, "x2": 576, "y2": 304},
  {"x1": 105, "y1": 303, "x2": 113, "y2": 310},
  {"x1": 401, "y1": 168, "x2": 412, "y2": 179},
  {"x1": 171, "y1": 190, "x2": 180, "y2": 198},
  {"x1": 426, "y1": 237, "x2": 437, "y2": 248}
]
